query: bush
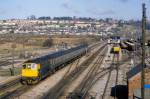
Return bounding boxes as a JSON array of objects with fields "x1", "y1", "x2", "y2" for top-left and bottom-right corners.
[{"x1": 42, "y1": 38, "x2": 53, "y2": 47}]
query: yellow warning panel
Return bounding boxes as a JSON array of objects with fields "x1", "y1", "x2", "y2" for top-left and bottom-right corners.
[{"x1": 113, "y1": 47, "x2": 120, "y2": 52}]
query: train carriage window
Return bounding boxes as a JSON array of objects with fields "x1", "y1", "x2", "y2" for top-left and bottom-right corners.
[
  {"x1": 50, "y1": 59, "x2": 52, "y2": 64},
  {"x1": 55, "y1": 57, "x2": 57, "y2": 63},
  {"x1": 60, "y1": 56, "x2": 63, "y2": 62},
  {"x1": 44, "y1": 60, "x2": 48, "y2": 65},
  {"x1": 58, "y1": 57, "x2": 60, "y2": 63},
  {"x1": 52, "y1": 59, "x2": 54, "y2": 65},
  {"x1": 60, "y1": 56, "x2": 62, "y2": 61},
  {"x1": 57, "y1": 57, "x2": 59, "y2": 62},
  {"x1": 53, "y1": 59, "x2": 55, "y2": 64},
  {"x1": 66, "y1": 54, "x2": 68, "y2": 59},
  {"x1": 49, "y1": 59, "x2": 51, "y2": 64},
  {"x1": 53, "y1": 58, "x2": 55, "y2": 64},
  {"x1": 64, "y1": 54, "x2": 67, "y2": 60},
  {"x1": 52, "y1": 59, "x2": 54, "y2": 64},
  {"x1": 54, "y1": 58, "x2": 56, "y2": 64},
  {"x1": 57, "y1": 57, "x2": 60, "y2": 63}
]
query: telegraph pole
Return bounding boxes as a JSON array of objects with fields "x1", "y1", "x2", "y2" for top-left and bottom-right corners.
[
  {"x1": 141, "y1": 3, "x2": 146, "y2": 99},
  {"x1": 11, "y1": 43, "x2": 16, "y2": 76}
]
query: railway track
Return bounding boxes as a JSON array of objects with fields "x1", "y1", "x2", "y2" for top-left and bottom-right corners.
[
  {"x1": 88, "y1": 42, "x2": 104, "y2": 51},
  {"x1": 0, "y1": 84, "x2": 27, "y2": 99},
  {"x1": 84, "y1": 47, "x2": 130, "y2": 99},
  {"x1": 42, "y1": 44, "x2": 107, "y2": 99},
  {"x1": 101, "y1": 54, "x2": 119, "y2": 99},
  {"x1": 68, "y1": 46, "x2": 108, "y2": 99},
  {"x1": 0, "y1": 74, "x2": 53, "y2": 99},
  {"x1": 0, "y1": 76, "x2": 21, "y2": 92},
  {"x1": 0, "y1": 59, "x2": 12, "y2": 67},
  {"x1": 0, "y1": 56, "x2": 22, "y2": 67},
  {"x1": 0, "y1": 61, "x2": 76, "y2": 99},
  {"x1": 0, "y1": 75, "x2": 32, "y2": 99}
]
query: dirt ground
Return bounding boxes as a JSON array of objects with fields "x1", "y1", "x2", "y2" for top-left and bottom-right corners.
[{"x1": 0, "y1": 34, "x2": 100, "y2": 56}]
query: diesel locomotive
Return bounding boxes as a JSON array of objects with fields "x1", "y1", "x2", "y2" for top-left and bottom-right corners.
[{"x1": 21, "y1": 44, "x2": 88, "y2": 84}]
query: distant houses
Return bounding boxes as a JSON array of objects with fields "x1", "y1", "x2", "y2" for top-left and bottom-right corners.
[{"x1": 0, "y1": 18, "x2": 119, "y2": 36}]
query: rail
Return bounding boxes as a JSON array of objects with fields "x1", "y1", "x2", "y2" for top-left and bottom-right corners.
[
  {"x1": 72, "y1": 46, "x2": 108, "y2": 99},
  {"x1": 42, "y1": 43, "x2": 107, "y2": 99}
]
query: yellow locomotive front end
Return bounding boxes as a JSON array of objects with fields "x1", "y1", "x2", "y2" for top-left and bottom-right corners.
[{"x1": 21, "y1": 63, "x2": 40, "y2": 84}]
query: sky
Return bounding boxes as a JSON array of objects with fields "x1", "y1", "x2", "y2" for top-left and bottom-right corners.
[{"x1": 0, "y1": 0, "x2": 150, "y2": 20}]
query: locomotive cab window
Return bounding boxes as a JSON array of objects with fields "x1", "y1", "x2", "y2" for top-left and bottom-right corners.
[
  {"x1": 22, "y1": 63, "x2": 34, "y2": 69},
  {"x1": 31, "y1": 64, "x2": 37, "y2": 70},
  {"x1": 23, "y1": 64, "x2": 26, "y2": 69},
  {"x1": 27, "y1": 64, "x2": 31, "y2": 69}
]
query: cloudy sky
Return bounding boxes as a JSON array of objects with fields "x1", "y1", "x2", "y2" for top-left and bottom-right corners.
[{"x1": 0, "y1": 0, "x2": 150, "y2": 20}]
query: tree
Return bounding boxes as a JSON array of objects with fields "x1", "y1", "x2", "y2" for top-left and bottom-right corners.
[
  {"x1": 38, "y1": 16, "x2": 51, "y2": 20},
  {"x1": 42, "y1": 37, "x2": 53, "y2": 47},
  {"x1": 27, "y1": 15, "x2": 36, "y2": 20}
]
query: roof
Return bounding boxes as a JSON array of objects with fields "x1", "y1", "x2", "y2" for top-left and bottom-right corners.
[
  {"x1": 120, "y1": 42, "x2": 127, "y2": 48},
  {"x1": 125, "y1": 41, "x2": 134, "y2": 46},
  {"x1": 127, "y1": 64, "x2": 150, "y2": 80},
  {"x1": 127, "y1": 64, "x2": 142, "y2": 79}
]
